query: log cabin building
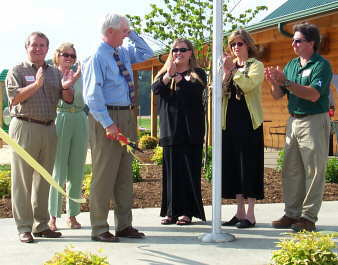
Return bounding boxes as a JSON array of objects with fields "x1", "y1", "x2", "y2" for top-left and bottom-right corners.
[{"x1": 132, "y1": 0, "x2": 338, "y2": 153}]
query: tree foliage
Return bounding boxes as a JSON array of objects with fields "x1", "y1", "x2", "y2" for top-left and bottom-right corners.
[{"x1": 127, "y1": 0, "x2": 267, "y2": 57}]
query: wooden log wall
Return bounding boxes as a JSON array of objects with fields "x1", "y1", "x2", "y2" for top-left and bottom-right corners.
[{"x1": 132, "y1": 11, "x2": 338, "y2": 153}]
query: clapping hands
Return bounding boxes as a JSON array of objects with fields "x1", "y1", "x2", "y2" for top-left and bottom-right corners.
[{"x1": 61, "y1": 61, "x2": 81, "y2": 90}]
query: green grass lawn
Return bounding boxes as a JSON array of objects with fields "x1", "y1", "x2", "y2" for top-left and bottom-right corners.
[{"x1": 137, "y1": 116, "x2": 159, "y2": 130}]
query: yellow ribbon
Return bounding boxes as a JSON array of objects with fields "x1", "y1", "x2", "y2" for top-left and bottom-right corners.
[{"x1": 0, "y1": 127, "x2": 85, "y2": 203}]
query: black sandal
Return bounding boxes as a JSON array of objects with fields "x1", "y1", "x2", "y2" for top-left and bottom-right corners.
[{"x1": 161, "y1": 217, "x2": 177, "y2": 225}]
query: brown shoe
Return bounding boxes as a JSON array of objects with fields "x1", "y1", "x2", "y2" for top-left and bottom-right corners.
[
  {"x1": 33, "y1": 229, "x2": 62, "y2": 238},
  {"x1": 67, "y1": 217, "x2": 81, "y2": 229},
  {"x1": 291, "y1": 217, "x2": 316, "y2": 232},
  {"x1": 91, "y1": 231, "x2": 120, "y2": 242},
  {"x1": 272, "y1": 215, "x2": 299, "y2": 228},
  {"x1": 116, "y1": 226, "x2": 145, "y2": 238},
  {"x1": 19, "y1": 232, "x2": 34, "y2": 243}
]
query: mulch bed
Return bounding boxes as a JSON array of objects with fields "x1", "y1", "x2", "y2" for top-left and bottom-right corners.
[{"x1": 1, "y1": 150, "x2": 337, "y2": 218}]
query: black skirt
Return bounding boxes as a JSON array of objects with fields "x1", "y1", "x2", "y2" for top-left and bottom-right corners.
[
  {"x1": 160, "y1": 144, "x2": 206, "y2": 221},
  {"x1": 221, "y1": 83, "x2": 264, "y2": 200}
]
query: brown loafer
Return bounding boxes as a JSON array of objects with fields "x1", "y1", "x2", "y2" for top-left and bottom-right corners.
[
  {"x1": 291, "y1": 217, "x2": 316, "y2": 232},
  {"x1": 33, "y1": 229, "x2": 62, "y2": 238},
  {"x1": 116, "y1": 226, "x2": 145, "y2": 238},
  {"x1": 19, "y1": 232, "x2": 34, "y2": 243},
  {"x1": 91, "y1": 231, "x2": 120, "y2": 242},
  {"x1": 272, "y1": 215, "x2": 299, "y2": 229}
]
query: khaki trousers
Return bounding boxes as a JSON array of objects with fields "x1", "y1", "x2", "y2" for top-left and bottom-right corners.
[
  {"x1": 282, "y1": 113, "x2": 330, "y2": 223},
  {"x1": 9, "y1": 117, "x2": 57, "y2": 234},
  {"x1": 89, "y1": 109, "x2": 137, "y2": 236}
]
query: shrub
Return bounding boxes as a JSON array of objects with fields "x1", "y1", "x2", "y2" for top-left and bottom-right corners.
[
  {"x1": 132, "y1": 158, "x2": 142, "y2": 182},
  {"x1": 138, "y1": 128, "x2": 151, "y2": 138},
  {"x1": 44, "y1": 246, "x2": 109, "y2": 265},
  {"x1": 276, "y1": 149, "x2": 285, "y2": 173},
  {"x1": 151, "y1": 145, "x2": 163, "y2": 165},
  {"x1": 326, "y1": 157, "x2": 338, "y2": 183},
  {"x1": 203, "y1": 146, "x2": 212, "y2": 182},
  {"x1": 138, "y1": 135, "x2": 158, "y2": 150},
  {"x1": 0, "y1": 170, "x2": 11, "y2": 198},
  {"x1": 82, "y1": 174, "x2": 92, "y2": 198},
  {"x1": 271, "y1": 231, "x2": 338, "y2": 265}
]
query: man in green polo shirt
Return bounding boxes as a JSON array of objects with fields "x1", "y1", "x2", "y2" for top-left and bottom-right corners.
[{"x1": 265, "y1": 22, "x2": 332, "y2": 232}]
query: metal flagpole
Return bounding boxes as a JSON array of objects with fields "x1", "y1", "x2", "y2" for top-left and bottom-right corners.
[{"x1": 200, "y1": 0, "x2": 235, "y2": 243}]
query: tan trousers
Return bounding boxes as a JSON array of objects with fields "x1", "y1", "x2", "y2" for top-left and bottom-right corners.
[
  {"x1": 282, "y1": 113, "x2": 330, "y2": 223},
  {"x1": 9, "y1": 117, "x2": 57, "y2": 234},
  {"x1": 89, "y1": 109, "x2": 137, "y2": 236}
]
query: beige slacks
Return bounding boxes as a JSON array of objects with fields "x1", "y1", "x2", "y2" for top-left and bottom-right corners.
[
  {"x1": 9, "y1": 117, "x2": 57, "y2": 234},
  {"x1": 282, "y1": 113, "x2": 330, "y2": 223},
  {"x1": 89, "y1": 109, "x2": 137, "y2": 236}
]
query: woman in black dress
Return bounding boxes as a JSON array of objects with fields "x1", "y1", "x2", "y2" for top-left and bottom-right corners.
[
  {"x1": 152, "y1": 39, "x2": 207, "y2": 225},
  {"x1": 221, "y1": 29, "x2": 265, "y2": 228}
]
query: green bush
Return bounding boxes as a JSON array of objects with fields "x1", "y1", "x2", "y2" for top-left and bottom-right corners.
[
  {"x1": 82, "y1": 174, "x2": 92, "y2": 198},
  {"x1": 0, "y1": 170, "x2": 11, "y2": 198},
  {"x1": 151, "y1": 145, "x2": 163, "y2": 165},
  {"x1": 271, "y1": 231, "x2": 338, "y2": 265},
  {"x1": 326, "y1": 157, "x2": 338, "y2": 183},
  {"x1": 138, "y1": 135, "x2": 158, "y2": 150},
  {"x1": 276, "y1": 149, "x2": 285, "y2": 173},
  {"x1": 44, "y1": 246, "x2": 109, "y2": 265},
  {"x1": 203, "y1": 146, "x2": 212, "y2": 182},
  {"x1": 138, "y1": 129, "x2": 151, "y2": 138},
  {"x1": 132, "y1": 158, "x2": 142, "y2": 182}
]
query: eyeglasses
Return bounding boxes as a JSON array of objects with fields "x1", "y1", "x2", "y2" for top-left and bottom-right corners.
[
  {"x1": 292, "y1": 39, "x2": 307, "y2": 44},
  {"x1": 60, "y1": 52, "x2": 76, "y2": 59},
  {"x1": 172, "y1": 48, "x2": 191, "y2": 53},
  {"x1": 230, "y1": 41, "x2": 244, "y2": 48}
]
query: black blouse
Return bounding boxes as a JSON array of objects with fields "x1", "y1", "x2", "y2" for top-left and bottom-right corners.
[{"x1": 152, "y1": 68, "x2": 207, "y2": 146}]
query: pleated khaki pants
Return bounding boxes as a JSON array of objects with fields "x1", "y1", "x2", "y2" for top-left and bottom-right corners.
[
  {"x1": 282, "y1": 113, "x2": 330, "y2": 223},
  {"x1": 9, "y1": 117, "x2": 57, "y2": 234},
  {"x1": 89, "y1": 109, "x2": 137, "y2": 236}
]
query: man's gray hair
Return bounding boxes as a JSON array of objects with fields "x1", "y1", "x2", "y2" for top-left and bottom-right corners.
[{"x1": 101, "y1": 13, "x2": 129, "y2": 35}]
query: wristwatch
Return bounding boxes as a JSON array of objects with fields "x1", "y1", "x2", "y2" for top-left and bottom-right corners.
[{"x1": 280, "y1": 79, "x2": 292, "y2": 90}]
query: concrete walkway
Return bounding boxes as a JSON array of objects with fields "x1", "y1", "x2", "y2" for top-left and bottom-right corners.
[
  {"x1": 0, "y1": 202, "x2": 337, "y2": 265},
  {"x1": 1, "y1": 146, "x2": 336, "y2": 264}
]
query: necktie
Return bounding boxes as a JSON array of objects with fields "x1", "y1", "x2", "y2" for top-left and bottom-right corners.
[{"x1": 113, "y1": 49, "x2": 135, "y2": 104}]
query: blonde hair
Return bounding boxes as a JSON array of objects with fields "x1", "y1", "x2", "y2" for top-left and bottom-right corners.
[
  {"x1": 154, "y1": 38, "x2": 204, "y2": 85},
  {"x1": 52, "y1": 42, "x2": 76, "y2": 66},
  {"x1": 227, "y1": 29, "x2": 257, "y2": 58}
]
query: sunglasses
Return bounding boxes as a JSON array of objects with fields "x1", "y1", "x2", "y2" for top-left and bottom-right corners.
[
  {"x1": 60, "y1": 52, "x2": 76, "y2": 59},
  {"x1": 292, "y1": 39, "x2": 307, "y2": 44},
  {"x1": 230, "y1": 41, "x2": 244, "y2": 48},
  {"x1": 172, "y1": 48, "x2": 191, "y2": 53}
]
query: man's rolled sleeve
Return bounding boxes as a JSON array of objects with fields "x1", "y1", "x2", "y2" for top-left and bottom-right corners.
[{"x1": 5, "y1": 69, "x2": 22, "y2": 101}]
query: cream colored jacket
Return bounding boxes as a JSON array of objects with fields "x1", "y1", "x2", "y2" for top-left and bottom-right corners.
[{"x1": 221, "y1": 57, "x2": 264, "y2": 130}]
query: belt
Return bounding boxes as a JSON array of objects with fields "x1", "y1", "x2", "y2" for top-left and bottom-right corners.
[
  {"x1": 290, "y1": 113, "x2": 309, "y2": 118},
  {"x1": 16, "y1": 116, "x2": 54, "y2": 126},
  {"x1": 107, "y1": 105, "x2": 134, "y2": 110},
  {"x1": 57, "y1": 107, "x2": 83, "y2": 113}
]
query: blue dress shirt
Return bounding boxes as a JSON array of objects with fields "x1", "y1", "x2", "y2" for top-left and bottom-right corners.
[{"x1": 82, "y1": 31, "x2": 153, "y2": 128}]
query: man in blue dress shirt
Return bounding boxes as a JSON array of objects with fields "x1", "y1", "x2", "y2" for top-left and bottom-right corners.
[{"x1": 82, "y1": 13, "x2": 153, "y2": 242}]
